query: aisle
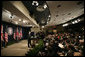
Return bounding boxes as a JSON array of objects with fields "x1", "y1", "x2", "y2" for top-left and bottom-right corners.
[{"x1": 1, "y1": 40, "x2": 29, "y2": 56}]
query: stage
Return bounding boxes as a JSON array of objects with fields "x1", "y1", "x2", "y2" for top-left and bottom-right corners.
[{"x1": 1, "y1": 40, "x2": 28, "y2": 56}]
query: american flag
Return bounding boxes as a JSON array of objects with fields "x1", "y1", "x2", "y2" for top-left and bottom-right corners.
[
  {"x1": 20, "y1": 28, "x2": 22, "y2": 38},
  {"x1": 1, "y1": 25, "x2": 4, "y2": 41},
  {"x1": 5, "y1": 32, "x2": 8, "y2": 42},
  {"x1": 19, "y1": 28, "x2": 22, "y2": 40}
]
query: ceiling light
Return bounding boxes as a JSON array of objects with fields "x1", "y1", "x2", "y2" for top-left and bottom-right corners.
[
  {"x1": 19, "y1": 19, "x2": 21, "y2": 21},
  {"x1": 49, "y1": 15, "x2": 51, "y2": 17},
  {"x1": 72, "y1": 21, "x2": 75, "y2": 24},
  {"x1": 47, "y1": 22, "x2": 48, "y2": 24},
  {"x1": 72, "y1": 20, "x2": 78, "y2": 24},
  {"x1": 23, "y1": 20, "x2": 27, "y2": 23},
  {"x1": 62, "y1": 23, "x2": 68, "y2": 27},
  {"x1": 9, "y1": 14, "x2": 14, "y2": 19},
  {"x1": 75, "y1": 20, "x2": 78, "y2": 23},
  {"x1": 36, "y1": 3, "x2": 39, "y2": 6},
  {"x1": 15, "y1": 22, "x2": 18, "y2": 24},
  {"x1": 78, "y1": 19, "x2": 80, "y2": 22},
  {"x1": 32, "y1": 1, "x2": 39, "y2": 6},
  {"x1": 23, "y1": 20, "x2": 26, "y2": 23},
  {"x1": 43, "y1": 4, "x2": 47, "y2": 9},
  {"x1": 42, "y1": 26, "x2": 44, "y2": 28}
]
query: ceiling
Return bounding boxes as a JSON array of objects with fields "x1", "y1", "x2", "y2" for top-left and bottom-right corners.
[
  {"x1": 46, "y1": 1, "x2": 84, "y2": 26},
  {"x1": 2, "y1": 1, "x2": 39, "y2": 27},
  {"x1": 2, "y1": 1, "x2": 84, "y2": 28}
]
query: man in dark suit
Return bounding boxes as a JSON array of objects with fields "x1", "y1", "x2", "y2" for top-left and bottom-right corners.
[{"x1": 28, "y1": 31, "x2": 31, "y2": 47}]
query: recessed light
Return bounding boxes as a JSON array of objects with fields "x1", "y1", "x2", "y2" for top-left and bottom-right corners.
[
  {"x1": 75, "y1": 20, "x2": 78, "y2": 23},
  {"x1": 42, "y1": 26, "x2": 44, "y2": 28},
  {"x1": 23, "y1": 20, "x2": 27, "y2": 23},
  {"x1": 72, "y1": 21, "x2": 75, "y2": 24},
  {"x1": 47, "y1": 22, "x2": 48, "y2": 23},
  {"x1": 23, "y1": 20, "x2": 26, "y2": 23},
  {"x1": 43, "y1": 4, "x2": 47, "y2": 9},
  {"x1": 56, "y1": 15, "x2": 59, "y2": 17},
  {"x1": 19, "y1": 19, "x2": 21, "y2": 21},
  {"x1": 62, "y1": 23, "x2": 68, "y2": 27},
  {"x1": 32, "y1": 1, "x2": 39, "y2": 6},
  {"x1": 49, "y1": 15, "x2": 51, "y2": 17},
  {"x1": 68, "y1": 13, "x2": 71, "y2": 15},
  {"x1": 57, "y1": 5, "x2": 61, "y2": 8},
  {"x1": 78, "y1": 19, "x2": 80, "y2": 22},
  {"x1": 36, "y1": 3, "x2": 39, "y2": 6},
  {"x1": 15, "y1": 22, "x2": 18, "y2": 24},
  {"x1": 9, "y1": 14, "x2": 14, "y2": 19}
]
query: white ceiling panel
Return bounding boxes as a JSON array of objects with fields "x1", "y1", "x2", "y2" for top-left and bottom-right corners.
[{"x1": 46, "y1": 1, "x2": 84, "y2": 26}]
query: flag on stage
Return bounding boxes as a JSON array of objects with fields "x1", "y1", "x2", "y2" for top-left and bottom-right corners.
[
  {"x1": 16, "y1": 27, "x2": 19, "y2": 40},
  {"x1": 1, "y1": 25, "x2": 4, "y2": 41},
  {"x1": 1, "y1": 25, "x2": 3, "y2": 33},
  {"x1": 20, "y1": 28, "x2": 22, "y2": 39},
  {"x1": 5, "y1": 32, "x2": 8, "y2": 42}
]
